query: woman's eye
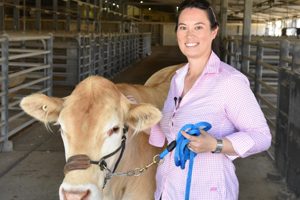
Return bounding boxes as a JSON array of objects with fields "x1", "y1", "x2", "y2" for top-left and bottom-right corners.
[
  {"x1": 178, "y1": 26, "x2": 186, "y2": 30},
  {"x1": 195, "y1": 26, "x2": 202, "y2": 30}
]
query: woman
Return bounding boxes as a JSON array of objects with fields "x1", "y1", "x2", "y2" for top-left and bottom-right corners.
[{"x1": 149, "y1": 0, "x2": 272, "y2": 199}]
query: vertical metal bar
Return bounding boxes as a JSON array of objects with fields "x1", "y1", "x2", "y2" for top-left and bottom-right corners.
[
  {"x1": 46, "y1": 34, "x2": 53, "y2": 96},
  {"x1": 229, "y1": 37, "x2": 234, "y2": 66},
  {"x1": 96, "y1": 0, "x2": 102, "y2": 33},
  {"x1": 292, "y1": 42, "x2": 300, "y2": 73},
  {"x1": 279, "y1": 40, "x2": 290, "y2": 69},
  {"x1": 77, "y1": 34, "x2": 81, "y2": 82},
  {"x1": 22, "y1": 0, "x2": 26, "y2": 31},
  {"x1": 35, "y1": 0, "x2": 41, "y2": 31},
  {"x1": 1, "y1": 36, "x2": 10, "y2": 150},
  {"x1": 219, "y1": 0, "x2": 228, "y2": 38},
  {"x1": 235, "y1": 38, "x2": 242, "y2": 70},
  {"x1": 219, "y1": 0, "x2": 228, "y2": 61},
  {"x1": 86, "y1": 0, "x2": 90, "y2": 32},
  {"x1": 66, "y1": 0, "x2": 71, "y2": 32},
  {"x1": 53, "y1": 0, "x2": 58, "y2": 31},
  {"x1": 83, "y1": 35, "x2": 86, "y2": 78},
  {"x1": 0, "y1": 1, "x2": 4, "y2": 32},
  {"x1": 120, "y1": 0, "x2": 125, "y2": 33},
  {"x1": 77, "y1": 2, "x2": 81, "y2": 32},
  {"x1": 93, "y1": 0, "x2": 97, "y2": 32},
  {"x1": 241, "y1": 0, "x2": 253, "y2": 73},
  {"x1": 223, "y1": 38, "x2": 228, "y2": 63},
  {"x1": 255, "y1": 39, "x2": 263, "y2": 99},
  {"x1": 90, "y1": 34, "x2": 93, "y2": 75},
  {"x1": 13, "y1": 0, "x2": 20, "y2": 31}
]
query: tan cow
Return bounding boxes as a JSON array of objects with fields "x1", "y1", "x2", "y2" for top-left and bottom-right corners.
[{"x1": 20, "y1": 64, "x2": 182, "y2": 200}]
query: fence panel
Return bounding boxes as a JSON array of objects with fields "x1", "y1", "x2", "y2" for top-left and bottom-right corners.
[{"x1": 0, "y1": 33, "x2": 53, "y2": 151}]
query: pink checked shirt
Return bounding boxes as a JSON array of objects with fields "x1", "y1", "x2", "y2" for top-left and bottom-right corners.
[{"x1": 149, "y1": 52, "x2": 271, "y2": 200}]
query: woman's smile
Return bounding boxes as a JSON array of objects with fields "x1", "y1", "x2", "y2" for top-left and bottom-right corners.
[{"x1": 185, "y1": 42, "x2": 200, "y2": 47}]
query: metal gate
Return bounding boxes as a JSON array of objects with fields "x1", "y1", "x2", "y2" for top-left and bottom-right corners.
[
  {"x1": 0, "y1": 34, "x2": 53, "y2": 151},
  {"x1": 276, "y1": 42, "x2": 300, "y2": 196}
]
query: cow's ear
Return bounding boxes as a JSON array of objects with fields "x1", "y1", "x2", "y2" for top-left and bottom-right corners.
[
  {"x1": 126, "y1": 103, "x2": 161, "y2": 132},
  {"x1": 20, "y1": 94, "x2": 64, "y2": 123}
]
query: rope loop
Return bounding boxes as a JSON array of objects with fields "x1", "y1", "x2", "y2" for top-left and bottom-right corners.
[
  {"x1": 174, "y1": 122, "x2": 211, "y2": 169},
  {"x1": 174, "y1": 122, "x2": 212, "y2": 200}
]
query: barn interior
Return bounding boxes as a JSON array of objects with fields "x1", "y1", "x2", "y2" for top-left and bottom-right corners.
[{"x1": 0, "y1": 0, "x2": 300, "y2": 199}]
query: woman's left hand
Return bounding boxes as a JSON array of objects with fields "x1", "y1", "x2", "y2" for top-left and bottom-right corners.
[{"x1": 181, "y1": 129, "x2": 217, "y2": 153}]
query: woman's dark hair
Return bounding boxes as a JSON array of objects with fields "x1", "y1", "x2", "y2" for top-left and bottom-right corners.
[{"x1": 175, "y1": 0, "x2": 219, "y2": 31}]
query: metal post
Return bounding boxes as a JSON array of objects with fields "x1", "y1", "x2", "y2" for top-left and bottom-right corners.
[
  {"x1": 22, "y1": 0, "x2": 26, "y2": 32},
  {"x1": 35, "y1": 0, "x2": 41, "y2": 31},
  {"x1": 66, "y1": 0, "x2": 71, "y2": 32},
  {"x1": 53, "y1": 0, "x2": 58, "y2": 31},
  {"x1": 96, "y1": 0, "x2": 102, "y2": 33},
  {"x1": 219, "y1": 0, "x2": 228, "y2": 61},
  {"x1": 77, "y1": 34, "x2": 82, "y2": 81},
  {"x1": 223, "y1": 38, "x2": 228, "y2": 63},
  {"x1": 46, "y1": 34, "x2": 53, "y2": 96},
  {"x1": 77, "y1": 3, "x2": 81, "y2": 32},
  {"x1": 255, "y1": 39, "x2": 263, "y2": 98},
  {"x1": 1, "y1": 36, "x2": 12, "y2": 152},
  {"x1": 0, "y1": 1, "x2": 4, "y2": 32},
  {"x1": 279, "y1": 40, "x2": 290, "y2": 68},
  {"x1": 120, "y1": 0, "x2": 125, "y2": 33},
  {"x1": 241, "y1": 0, "x2": 253, "y2": 73},
  {"x1": 292, "y1": 42, "x2": 300, "y2": 73},
  {"x1": 93, "y1": 0, "x2": 97, "y2": 32},
  {"x1": 229, "y1": 37, "x2": 234, "y2": 65},
  {"x1": 232, "y1": 38, "x2": 241, "y2": 70},
  {"x1": 86, "y1": 0, "x2": 90, "y2": 32},
  {"x1": 13, "y1": 0, "x2": 20, "y2": 31}
]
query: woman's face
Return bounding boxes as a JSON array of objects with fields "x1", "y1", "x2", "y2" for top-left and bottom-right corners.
[{"x1": 176, "y1": 8, "x2": 218, "y2": 59}]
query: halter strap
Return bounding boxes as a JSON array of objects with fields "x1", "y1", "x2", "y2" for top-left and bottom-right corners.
[{"x1": 63, "y1": 125, "x2": 128, "y2": 178}]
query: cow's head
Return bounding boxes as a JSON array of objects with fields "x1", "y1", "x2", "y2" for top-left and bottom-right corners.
[{"x1": 20, "y1": 76, "x2": 161, "y2": 200}]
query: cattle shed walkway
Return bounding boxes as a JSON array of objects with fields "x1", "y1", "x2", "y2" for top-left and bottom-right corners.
[{"x1": 0, "y1": 46, "x2": 296, "y2": 200}]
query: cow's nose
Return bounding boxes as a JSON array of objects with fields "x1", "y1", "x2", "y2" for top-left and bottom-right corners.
[{"x1": 63, "y1": 189, "x2": 90, "y2": 200}]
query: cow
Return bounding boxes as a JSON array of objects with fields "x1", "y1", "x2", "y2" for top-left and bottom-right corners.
[{"x1": 20, "y1": 64, "x2": 182, "y2": 200}]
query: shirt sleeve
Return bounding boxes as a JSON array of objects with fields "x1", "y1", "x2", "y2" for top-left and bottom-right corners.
[
  {"x1": 149, "y1": 74, "x2": 178, "y2": 147},
  {"x1": 149, "y1": 124, "x2": 166, "y2": 147},
  {"x1": 223, "y1": 74, "x2": 272, "y2": 159}
]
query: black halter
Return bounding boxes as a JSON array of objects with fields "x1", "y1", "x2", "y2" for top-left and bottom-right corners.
[
  {"x1": 63, "y1": 125, "x2": 129, "y2": 188},
  {"x1": 91, "y1": 125, "x2": 128, "y2": 173}
]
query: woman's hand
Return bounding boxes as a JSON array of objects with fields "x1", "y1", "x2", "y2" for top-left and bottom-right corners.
[{"x1": 181, "y1": 129, "x2": 217, "y2": 153}]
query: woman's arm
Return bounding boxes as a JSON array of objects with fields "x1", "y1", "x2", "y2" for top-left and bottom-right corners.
[{"x1": 181, "y1": 73, "x2": 271, "y2": 159}]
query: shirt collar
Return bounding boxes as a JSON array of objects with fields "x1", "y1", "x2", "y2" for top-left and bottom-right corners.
[{"x1": 175, "y1": 51, "x2": 221, "y2": 76}]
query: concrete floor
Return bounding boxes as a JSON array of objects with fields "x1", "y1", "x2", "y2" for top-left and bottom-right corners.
[{"x1": 0, "y1": 46, "x2": 298, "y2": 200}]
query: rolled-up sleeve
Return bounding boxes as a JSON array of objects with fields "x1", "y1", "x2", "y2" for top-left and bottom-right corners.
[{"x1": 223, "y1": 74, "x2": 272, "y2": 159}]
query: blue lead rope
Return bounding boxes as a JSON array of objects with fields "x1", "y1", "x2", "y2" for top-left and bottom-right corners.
[
  {"x1": 174, "y1": 122, "x2": 211, "y2": 200},
  {"x1": 159, "y1": 122, "x2": 212, "y2": 200}
]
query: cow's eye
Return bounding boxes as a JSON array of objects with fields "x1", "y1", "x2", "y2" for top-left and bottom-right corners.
[
  {"x1": 112, "y1": 126, "x2": 120, "y2": 132},
  {"x1": 108, "y1": 126, "x2": 120, "y2": 136}
]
